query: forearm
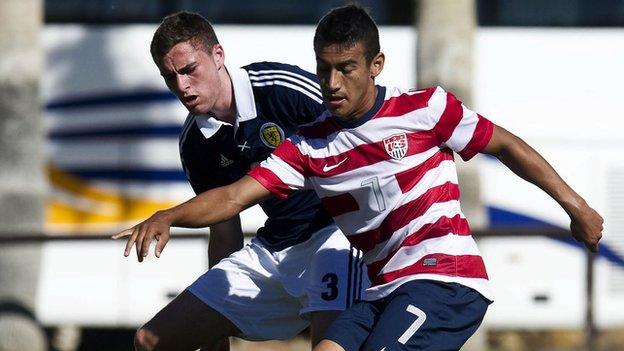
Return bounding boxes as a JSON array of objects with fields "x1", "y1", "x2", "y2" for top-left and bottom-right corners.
[
  {"x1": 482, "y1": 124, "x2": 602, "y2": 251},
  {"x1": 484, "y1": 126, "x2": 586, "y2": 217},
  {"x1": 161, "y1": 185, "x2": 244, "y2": 228},
  {"x1": 159, "y1": 175, "x2": 272, "y2": 229},
  {"x1": 114, "y1": 176, "x2": 272, "y2": 261}
]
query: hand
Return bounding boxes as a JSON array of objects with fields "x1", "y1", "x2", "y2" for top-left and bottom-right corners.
[
  {"x1": 570, "y1": 203, "x2": 603, "y2": 252},
  {"x1": 111, "y1": 210, "x2": 172, "y2": 262}
]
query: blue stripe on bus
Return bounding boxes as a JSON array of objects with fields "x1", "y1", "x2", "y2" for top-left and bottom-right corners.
[
  {"x1": 488, "y1": 206, "x2": 559, "y2": 228},
  {"x1": 488, "y1": 206, "x2": 624, "y2": 267},
  {"x1": 46, "y1": 90, "x2": 177, "y2": 110},
  {"x1": 49, "y1": 125, "x2": 183, "y2": 139},
  {"x1": 67, "y1": 169, "x2": 187, "y2": 182}
]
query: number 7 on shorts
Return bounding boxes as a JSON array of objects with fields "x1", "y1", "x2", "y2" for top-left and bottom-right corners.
[{"x1": 398, "y1": 305, "x2": 427, "y2": 344}]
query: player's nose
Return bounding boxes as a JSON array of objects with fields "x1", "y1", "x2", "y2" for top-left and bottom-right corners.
[
  {"x1": 175, "y1": 75, "x2": 191, "y2": 93},
  {"x1": 328, "y1": 70, "x2": 341, "y2": 91}
]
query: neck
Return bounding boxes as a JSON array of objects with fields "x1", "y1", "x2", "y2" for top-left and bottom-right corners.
[
  {"x1": 340, "y1": 82, "x2": 378, "y2": 123},
  {"x1": 210, "y1": 67, "x2": 237, "y2": 124}
]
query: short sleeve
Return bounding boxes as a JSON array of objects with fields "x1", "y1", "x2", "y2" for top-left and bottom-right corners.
[
  {"x1": 427, "y1": 87, "x2": 494, "y2": 161},
  {"x1": 248, "y1": 137, "x2": 308, "y2": 199}
]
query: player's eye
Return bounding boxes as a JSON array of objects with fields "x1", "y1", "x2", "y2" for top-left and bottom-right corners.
[
  {"x1": 341, "y1": 65, "x2": 356, "y2": 74},
  {"x1": 181, "y1": 65, "x2": 197, "y2": 75}
]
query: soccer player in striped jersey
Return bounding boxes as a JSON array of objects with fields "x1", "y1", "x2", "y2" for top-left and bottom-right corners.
[
  {"x1": 115, "y1": 6, "x2": 603, "y2": 351},
  {"x1": 118, "y1": 12, "x2": 367, "y2": 351}
]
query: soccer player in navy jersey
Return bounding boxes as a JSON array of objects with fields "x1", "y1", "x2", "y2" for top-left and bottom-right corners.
[
  {"x1": 115, "y1": 6, "x2": 603, "y2": 351},
  {"x1": 117, "y1": 11, "x2": 367, "y2": 351}
]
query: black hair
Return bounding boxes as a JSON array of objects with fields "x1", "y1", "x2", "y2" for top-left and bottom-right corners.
[
  {"x1": 313, "y1": 4, "x2": 380, "y2": 63},
  {"x1": 150, "y1": 11, "x2": 219, "y2": 64}
]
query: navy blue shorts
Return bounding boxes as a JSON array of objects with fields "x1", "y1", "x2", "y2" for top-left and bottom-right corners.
[{"x1": 323, "y1": 280, "x2": 490, "y2": 351}]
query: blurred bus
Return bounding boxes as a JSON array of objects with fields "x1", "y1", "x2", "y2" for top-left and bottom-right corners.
[{"x1": 38, "y1": 0, "x2": 624, "y2": 330}]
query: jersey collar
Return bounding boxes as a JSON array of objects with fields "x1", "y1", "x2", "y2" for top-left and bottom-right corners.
[
  {"x1": 335, "y1": 85, "x2": 386, "y2": 129},
  {"x1": 230, "y1": 65, "x2": 257, "y2": 122},
  {"x1": 194, "y1": 65, "x2": 258, "y2": 139}
]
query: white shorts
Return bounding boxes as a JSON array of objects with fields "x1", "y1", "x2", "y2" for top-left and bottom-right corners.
[{"x1": 187, "y1": 224, "x2": 368, "y2": 341}]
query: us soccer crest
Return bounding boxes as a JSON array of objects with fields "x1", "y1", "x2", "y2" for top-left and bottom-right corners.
[
  {"x1": 383, "y1": 133, "x2": 408, "y2": 160},
  {"x1": 260, "y1": 122, "x2": 285, "y2": 148}
]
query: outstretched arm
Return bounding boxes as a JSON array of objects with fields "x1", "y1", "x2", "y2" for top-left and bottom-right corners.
[
  {"x1": 112, "y1": 176, "x2": 272, "y2": 261},
  {"x1": 482, "y1": 124, "x2": 603, "y2": 252}
]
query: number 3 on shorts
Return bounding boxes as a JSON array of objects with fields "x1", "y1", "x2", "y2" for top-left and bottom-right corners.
[
  {"x1": 321, "y1": 273, "x2": 338, "y2": 301},
  {"x1": 398, "y1": 305, "x2": 427, "y2": 344}
]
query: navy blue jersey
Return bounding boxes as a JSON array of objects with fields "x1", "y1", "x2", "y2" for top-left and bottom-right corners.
[{"x1": 179, "y1": 62, "x2": 332, "y2": 252}]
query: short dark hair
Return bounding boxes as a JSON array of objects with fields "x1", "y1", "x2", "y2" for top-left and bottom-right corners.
[
  {"x1": 313, "y1": 4, "x2": 380, "y2": 63},
  {"x1": 150, "y1": 11, "x2": 219, "y2": 64}
]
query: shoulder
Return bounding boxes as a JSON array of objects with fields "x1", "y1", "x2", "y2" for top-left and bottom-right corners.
[
  {"x1": 385, "y1": 85, "x2": 440, "y2": 106},
  {"x1": 295, "y1": 111, "x2": 339, "y2": 140},
  {"x1": 375, "y1": 86, "x2": 457, "y2": 119},
  {"x1": 424, "y1": 86, "x2": 465, "y2": 115},
  {"x1": 242, "y1": 61, "x2": 317, "y2": 81},
  {"x1": 242, "y1": 61, "x2": 322, "y2": 103}
]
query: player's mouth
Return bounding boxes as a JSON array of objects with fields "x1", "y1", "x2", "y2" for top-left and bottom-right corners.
[
  {"x1": 327, "y1": 96, "x2": 346, "y2": 109},
  {"x1": 183, "y1": 95, "x2": 199, "y2": 107}
]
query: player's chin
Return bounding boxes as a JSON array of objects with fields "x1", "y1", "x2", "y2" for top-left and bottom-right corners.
[
  {"x1": 324, "y1": 104, "x2": 344, "y2": 117},
  {"x1": 328, "y1": 107, "x2": 350, "y2": 120},
  {"x1": 186, "y1": 104, "x2": 207, "y2": 115}
]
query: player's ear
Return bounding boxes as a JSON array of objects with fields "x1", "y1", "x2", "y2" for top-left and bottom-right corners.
[
  {"x1": 369, "y1": 52, "x2": 385, "y2": 79},
  {"x1": 211, "y1": 44, "x2": 225, "y2": 69}
]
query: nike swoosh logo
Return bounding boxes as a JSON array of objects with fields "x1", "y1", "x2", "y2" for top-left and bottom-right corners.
[{"x1": 323, "y1": 157, "x2": 348, "y2": 172}]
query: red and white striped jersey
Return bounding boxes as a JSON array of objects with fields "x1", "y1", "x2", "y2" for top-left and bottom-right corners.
[{"x1": 248, "y1": 85, "x2": 494, "y2": 301}]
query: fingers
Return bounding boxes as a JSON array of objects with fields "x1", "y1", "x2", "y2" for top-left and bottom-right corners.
[
  {"x1": 125, "y1": 227, "x2": 140, "y2": 258},
  {"x1": 154, "y1": 231, "x2": 170, "y2": 258},
  {"x1": 584, "y1": 232, "x2": 600, "y2": 252},
  {"x1": 574, "y1": 231, "x2": 599, "y2": 252},
  {"x1": 114, "y1": 217, "x2": 172, "y2": 261},
  {"x1": 587, "y1": 230, "x2": 602, "y2": 253},
  {"x1": 140, "y1": 225, "x2": 153, "y2": 262},
  {"x1": 570, "y1": 210, "x2": 603, "y2": 253},
  {"x1": 111, "y1": 228, "x2": 133, "y2": 240},
  {"x1": 582, "y1": 232, "x2": 601, "y2": 253},
  {"x1": 136, "y1": 224, "x2": 147, "y2": 262},
  {"x1": 137, "y1": 224, "x2": 161, "y2": 263},
  {"x1": 112, "y1": 228, "x2": 137, "y2": 258}
]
